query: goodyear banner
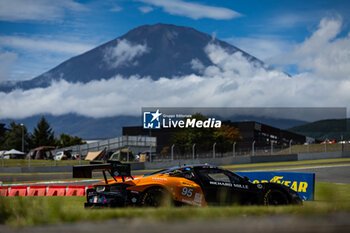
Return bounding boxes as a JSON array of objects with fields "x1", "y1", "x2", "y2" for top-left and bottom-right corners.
[{"x1": 236, "y1": 171, "x2": 315, "y2": 201}]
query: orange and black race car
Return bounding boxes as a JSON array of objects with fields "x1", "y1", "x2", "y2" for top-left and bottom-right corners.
[{"x1": 73, "y1": 162, "x2": 302, "y2": 207}]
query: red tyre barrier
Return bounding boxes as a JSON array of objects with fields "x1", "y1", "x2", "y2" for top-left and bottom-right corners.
[
  {"x1": 28, "y1": 185, "x2": 47, "y2": 196},
  {"x1": 0, "y1": 186, "x2": 9, "y2": 196},
  {"x1": 66, "y1": 185, "x2": 85, "y2": 196},
  {"x1": 46, "y1": 185, "x2": 66, "y2": 196},
  {"x1": 2, "y1": 185, "x2": 93, "y2": 197},
  {"x1": 8, "y1": 186, "x2": 27, "y2": 196}
]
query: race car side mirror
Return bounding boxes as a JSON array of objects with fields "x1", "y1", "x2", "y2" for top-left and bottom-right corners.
[{"x1": 243, "y1": 176, "x2": 250, "y2": 183}]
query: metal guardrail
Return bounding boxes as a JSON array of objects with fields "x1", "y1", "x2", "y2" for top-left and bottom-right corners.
[{"x1": 52, "y1": 136, "x2": 157, "y2": 156}]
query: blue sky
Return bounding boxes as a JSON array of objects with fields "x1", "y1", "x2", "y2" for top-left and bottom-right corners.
[
  {"x1": 0, "y1": 0, "x2": 349, "y2": 81},
  {"x1": 1, "y1": 0, "x2": 350, "y2": 120}
]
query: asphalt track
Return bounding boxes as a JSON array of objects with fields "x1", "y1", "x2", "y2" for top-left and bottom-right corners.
[
  {"x1": 1, "y1": 160, "x2": 350, "y2": 233},
  {"x1": 2, "y1": 160, "x2": 349, "y2": 186}
]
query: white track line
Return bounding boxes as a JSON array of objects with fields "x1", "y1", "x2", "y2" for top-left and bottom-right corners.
[
  {"x1": 4, "y1": 164, "x2": 350, "y2": 186},
  {"x1": 248, "y1": 164, "x2": 350, "y2": 171}
]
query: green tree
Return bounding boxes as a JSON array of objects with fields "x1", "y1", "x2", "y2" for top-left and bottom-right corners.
[
  {"x1": 214, "y1": 125, "x2": 242, "y2": 155},
  {"x1": 0, "y1": 124, "x2": 6, "y2": 148},
  {"x1": 32, "y1": 116, "x2": 56, "y2": 147},
  {"x1": 1, "y1": 122, "x2": 32, "y2": 152},
  {"x1": 171, "y1": 113, "x2": 216, "y2": 154},
  {"x1": 57, "y1": 133, "x2": 85, "y2": 148},
  {"x1": 171, "y1": 113, "x2": 242, "y2": 155}
]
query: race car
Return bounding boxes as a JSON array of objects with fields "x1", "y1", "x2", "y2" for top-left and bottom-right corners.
[{"x1": 73, "y1": 162, "x2": 302, "y2": 207}]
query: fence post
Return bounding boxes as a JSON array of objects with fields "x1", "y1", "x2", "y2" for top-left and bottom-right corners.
[
  {"x1": 252, "y1": 141, "x2": 255, "y2": 156},
  {"x1": 127, "y1": 147, "x2": 129, "y2": 162},
  {"x1": 213, "y1": 143, "x2": 216, "y2": 158},
  {"x1": 289, "y1": 140, "x2": 292, "y2": 154},
  {"x1": 192, "y1": 144, "x2": 196, "y2": 160},
  {"x1": 233, "y1": 142, "x2": 236, "y2": 157},
  {"x1": 325, "y1": 142, "x2": 327, "y2": 153},
  {"x1": 79, "y1": 145, "x2": 82, "y2": 165},
  {"x1": 271, "y1": 141, "x2": 273, "y2": 155},
  {"x1": 150, "y1": 145, "x2": 152, "y2": 163},
  {"x1": 171, "y1": 144, "x2": 174, "y2": 161}
]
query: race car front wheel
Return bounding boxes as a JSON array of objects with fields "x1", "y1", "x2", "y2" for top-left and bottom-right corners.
[
  {"x1": 140, "y1": 187, "x2": 172, "y2": 207},
  {"x1": 264, "y1": 189, "x2": 289, "y2": 206}
]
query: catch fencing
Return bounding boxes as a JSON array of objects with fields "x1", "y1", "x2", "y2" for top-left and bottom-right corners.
[{"x1": 146, "y1": 142, "x2": 350, "y2": 163}]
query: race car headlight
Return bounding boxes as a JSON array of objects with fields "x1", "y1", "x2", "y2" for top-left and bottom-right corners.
[{"x1": 96, "y1": 186, "x2": 106, "y2": 192}]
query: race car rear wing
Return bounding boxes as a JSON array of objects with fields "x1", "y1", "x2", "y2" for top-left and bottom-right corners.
[{"x1": 73, "y1": 161, "x2": 132, "y2": 183}]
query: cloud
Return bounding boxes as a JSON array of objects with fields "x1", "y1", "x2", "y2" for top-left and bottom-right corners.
[
  {"x1": 268, "y1": 13, "x2": 315, "y2": 30},
  {"x1": 139, "y1": 6, "x2": 154, "y2": 13},
  {"x1": 190, "y1": 58, "x2": 205, "y2": 73},
  {"x1": 1, "y1": 41, "x2": 349, "y2": 120},
  {"x1": 138, "y1": 0, "x2": 241, "y2": 20},
  {"x1": 293, "y1": 16, "x2": 350, "y2": 79},
  {"x1": 1, "y1": 17, "x2": 350, "y2": 119},
  {"x1": 225, "y1": 36, "x2": 293, "y2": 61},
  {"x1": 0, "y1": 36, "x2": 95, "y2": 55},
  {"x1": 273, "y1": 16, "x2": 350, "y2": 80},
  {"x1": 0, "y1": 50, "x2": 18, "y2": 82},
  {"x1": 0, "y1": 0, "x2": 87, "y2": 22},
  {"x1": 104, "y1": 39, "x2": 149, "y2": 68},
  {"x1": 110, "y1": 5, "x2": 123, "y2": 12}
]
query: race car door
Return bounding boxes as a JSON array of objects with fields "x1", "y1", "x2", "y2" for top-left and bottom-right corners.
[{"x1": 196, "y1": 168, "x2": 234, "y2": 205}]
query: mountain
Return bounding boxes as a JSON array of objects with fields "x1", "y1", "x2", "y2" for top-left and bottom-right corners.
[
  {"x1": 0, "y1": 23, "x2": 281, "y2": 138},
  {"x1": 0, "y1": 23, "x2": 265, "y2": 92},
  {"x1": 288, "y1": 118, "x2": 350, "y2": 140}
]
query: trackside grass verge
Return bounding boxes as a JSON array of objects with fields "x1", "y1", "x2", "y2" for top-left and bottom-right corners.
[
  {"x1": 1, "y1": 182, "x2": 349, "y2": 227},
  {"x1": 221, "y1": 158, "x2": 350, "y2": 170}
]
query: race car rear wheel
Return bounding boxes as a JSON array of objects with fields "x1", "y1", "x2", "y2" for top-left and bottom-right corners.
[
  {"x1": 264, "y1": 189, "x2": 289, "y2": 206},
  {"x1": 140, "y1": 187, "x2": 172, "y2": 207}
]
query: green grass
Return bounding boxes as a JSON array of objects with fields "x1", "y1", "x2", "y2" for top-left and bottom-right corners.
[
  {"x1": 275, "y1": 143, "x2": 350, "y2": 154},
  {"x1": 222, "y1": 158, "x2": 350, "y2": 170},
  {"x1": 1, "y1": 182, "x2": 350, "y2": 227}
]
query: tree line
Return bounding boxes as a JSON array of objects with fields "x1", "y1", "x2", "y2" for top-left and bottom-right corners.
[
  {"x1": 170, "y1": 113, "x2": 242, "y2": 155},
  {"x1": 0, "y1": 116, "x2": 85, "y2": 152}
]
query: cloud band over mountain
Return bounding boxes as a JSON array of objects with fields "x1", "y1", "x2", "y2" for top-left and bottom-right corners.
[{"x1": 1, "y1": 17, "x2": 349, "y2": 120}]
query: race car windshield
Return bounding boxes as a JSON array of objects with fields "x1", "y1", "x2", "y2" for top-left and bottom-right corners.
[
  {"x1": 143, "y1": 169, "x2": 168, "y2": 177},
  {"x1": 143, "y1": 166, "x2": 189, "y2": 177}
]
